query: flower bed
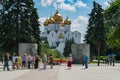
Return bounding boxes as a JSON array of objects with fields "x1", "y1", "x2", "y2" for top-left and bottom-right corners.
[{"x1": 53, "y1": 58, "x2": 67, "y2": 63}]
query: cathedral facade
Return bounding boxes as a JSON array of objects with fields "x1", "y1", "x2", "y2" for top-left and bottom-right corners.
[{"x1": 41, "y1": 10, "x2": 81, "y2": 53}]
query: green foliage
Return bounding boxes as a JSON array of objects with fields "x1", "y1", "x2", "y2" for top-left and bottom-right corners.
[
  {"x1": 99, "y1": 56, "x2": 107, "y2": 60},
  {"x1": 104, "y1": 0, "x2": 120, "y2": 49},
  {"x1": 63, "y1": 39, "x2": 73, "y2": 57},
  {"x1": 50, "y1": 50, "x2": 61, "y2": 58},
  {"x1": 41, "y1": 42, "x2": 61, "y2": 58},
  {"x1": 85, "y1": 1, "x2": 106, "y2": 52},
  {"x1": 41, "y1": 42, "x2": 50, "y2": 56},
  {"x1": 0, "y1": 0, "x2": 41, "y2": 53},
  {"x1": 85, "y1": 1, "x2": 106, "y2": 66}
]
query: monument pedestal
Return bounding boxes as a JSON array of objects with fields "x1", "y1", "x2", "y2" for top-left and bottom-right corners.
[{"x1": 71, "y1": 43, "x2": 90, "y2": 64}]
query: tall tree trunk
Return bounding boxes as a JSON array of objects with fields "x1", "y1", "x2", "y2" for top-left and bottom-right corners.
[{"x1": 97, "y1": 45, "x2": 100, "y2": 66}]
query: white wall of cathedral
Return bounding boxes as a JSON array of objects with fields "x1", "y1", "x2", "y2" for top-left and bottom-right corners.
[
  {"x1": 47, "y1": 31, "x2": 57, "y2": 47},
  {"x1": 46, "y1": 23, "x2": 63, "y2": 32},
  {"x1": 56, "y1": 42, "x2": 65, "y2": 54},
  {"x1": 47, "y1": 25, "x2": 50, "y2": 31},
  {"x1": 47, "y1": 24, "x2": 52, "y2": 31},
  {"x1": 60, "y1": 26, "x2": 65, "y2": 31},
  {"x1": 43, "y1": 23, "x2": 81, "y2": 48},
  {"x1": 65, "y1": 31, "x2": 73, "y2": 41},
  {"x1": 72, "y1": 31, "x2": 81, "y2": 44},
  {"x1": 57, "y1": 31, "x2": 66, "y2": 42},
  {"x1": 54, "y1": 24, "x2": 57, "y2": 31},
  {"x1": 44, "y1": 26, "x2": 48, "y2": 31},
  {"x1": 59, "y1": 39, "x2": 64, "y2": 42},
  {"x1": 55, "y1": 24, "x2": 60, "y2": 31},
  {"x1": 65, "y1": 25, "x2": 70, "y2": 31},
  {"x1": 48, "y1": 24, "x2": 53, "y2": 31}
]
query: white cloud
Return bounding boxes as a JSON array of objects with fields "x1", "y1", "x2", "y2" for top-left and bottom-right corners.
[
  {"x1": 41, "y1": 0, "x2": 53, "y2": 6},
  {"x1": 53, "y1": 2, "x2": 76, "y2": 11},
  {"x1": 71, "y1": 16, "x2": 88, "y2": 42},
  {"x1": 104, "y1": 2, "x2": 110, "y2": 7},
  {"x1": 53, "y1": 3, "x2": 59, "y2": 10},
  {"x1": 74, "y1": 0, "x2": 87, "y2": 8},
  {"x1": 40, "y1": 0, "x2": 64, "y2": 6},
  {"x1": 56, "y1": 0, "x2": 65, "y2": 3},
  {"x1": 68, "y1": 0, "x2": 74, "y2": 4},
  {"x1": 40, "y1": 0, "x2": 87, "y2": 11},
  {"x1": 59, "y1": 2, "x2": 76, "y2": 11},
  {"x1": 38, "y1": 17, "x2": 46, "y2": 32},
  {"x1": 56, "y1": 0, "x2": 88, "y2": 11}
]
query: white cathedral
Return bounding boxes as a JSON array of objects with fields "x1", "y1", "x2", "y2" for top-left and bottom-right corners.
[{"x1": 41, "y1": 10, "x2": 81, "y2": 54}]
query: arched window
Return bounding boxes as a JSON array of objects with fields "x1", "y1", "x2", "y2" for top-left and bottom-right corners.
[
  {"x1": 52, "y1": 33, "x2": 54, "y2": 37},
  {"x1": 75, "y1": 33, "x2": 77, "y2": 38}
]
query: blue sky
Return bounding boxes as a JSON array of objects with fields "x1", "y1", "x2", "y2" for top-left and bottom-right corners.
[{"x1": 34, "y1": 0, "x2": 111, "y2": 42}]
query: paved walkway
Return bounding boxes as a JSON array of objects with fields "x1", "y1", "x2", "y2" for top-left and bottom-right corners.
[{"x1": 0, "y1": 64, "x2": 120, "y2": 80}]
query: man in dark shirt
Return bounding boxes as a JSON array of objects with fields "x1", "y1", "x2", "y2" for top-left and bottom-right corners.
[
  {"x1": 84, "y1": 53, "x2": 89, "y2": 69},
  {"x1": 3, "y1": 53, "x2": 10, "y2": 71}
]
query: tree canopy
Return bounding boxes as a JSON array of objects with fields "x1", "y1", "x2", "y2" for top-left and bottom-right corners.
[
  {"x1": 0, "y1": 0, "x2": 41, "y2": 54},
  {"x1": 63, "y1": 39, "x2": 73, "y2": 57},
  {"x1": 85, "y1": 1, "x2": 106, "y2": 66},
  {"x1": 104, "y1": 0, "x2": 120, "y2": 49}
]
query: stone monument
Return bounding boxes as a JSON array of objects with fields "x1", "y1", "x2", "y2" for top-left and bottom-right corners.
[
  {"x1": 19, "y1": 43, "x2": 38, "y2": 56},
  {"x1": 71, "y1": 43, "x2": 90, "y2": 64}
]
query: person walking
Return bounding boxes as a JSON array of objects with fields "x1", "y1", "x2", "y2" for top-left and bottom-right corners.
[
  {"x1": 3, "y1": 52, "x2": 10, "y2": 71},
  {"x1": 112, "y1": 56, "x2": 115, "y2": 66},
  {"x1": 17, "y1": 53, "x2": 22, "y2": 69},
  {"x1": 84, "y1": 53, "x2": 88, "y2": 69},
  {"x1": 22, "y1": 53, "x2": 26, "y2": 69},
  {"x1": 49, "y1": 54, "x2": 53, "y2": 69},
  {"x1": 12, "y1": 53, "x2": 18, "y2": 70},
  {"x1": 26, "y1": 54, "x2": 32, "y2": 69},
  {"x1": 31, "y1": 55, "x2": 35, "y2": 69},
  {"x1": 42, "y1": 53, "x2": 47, "y2": 69},
  {"x1": 67, "y1": 54, "x2": 73, "y2": 70},
  {"x1": 34, "y1": 55, "x2": 40, "y2": 69}
]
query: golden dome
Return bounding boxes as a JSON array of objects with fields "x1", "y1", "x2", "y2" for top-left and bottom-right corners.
[
  {"x1": 64, "y1": 16, "x2": 71, "y2": 25},
  {"x1": 61, "y1": 21, "x2": 65, "y2": 27},
  {"x1": 59, "y1": 33, "x2": 64, "y2": 38},
  {"x1": 48, "y1": 16, "x2": 55, "y2": 24},
  {"x1": 53, "y1": 10, "x2": 63, "y2": 22},
  {"x1": 43, "y1": 19, "x2": 49, "y2": 26}
]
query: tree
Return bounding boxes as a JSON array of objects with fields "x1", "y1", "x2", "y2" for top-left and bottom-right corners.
[
  {"x1": 29, "y1": 1, "x2": 41, "y2": 55},
  {"x1": 51, "y1": 50, "x2": 61, "y2": 58},
  {"x1": 41, "y1": 42, "x2": 61, "y2": 58},
  {"x1": 0, "y1": 0, "x2": 41, "y2": 53},
  {"x1": 85, "y1": 1, "x2": 106, "y2": 66},
  {"x1": 63, "y1": 39, "x2": 73, "y2": 57},
  {"x1": 104, "y1": 0, "x2": 120, "y2": 54},
  {"x1": 41, "y1": 42, "x2": 50, "y2": 56}
]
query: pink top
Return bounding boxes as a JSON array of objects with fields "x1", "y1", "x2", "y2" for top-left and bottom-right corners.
[
  {"x1": 26, "y1": 55, "x2": 32, "y2": 62},
  {"x1": 32, "y1": 57, "x2": 35, "y2": 62}
]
